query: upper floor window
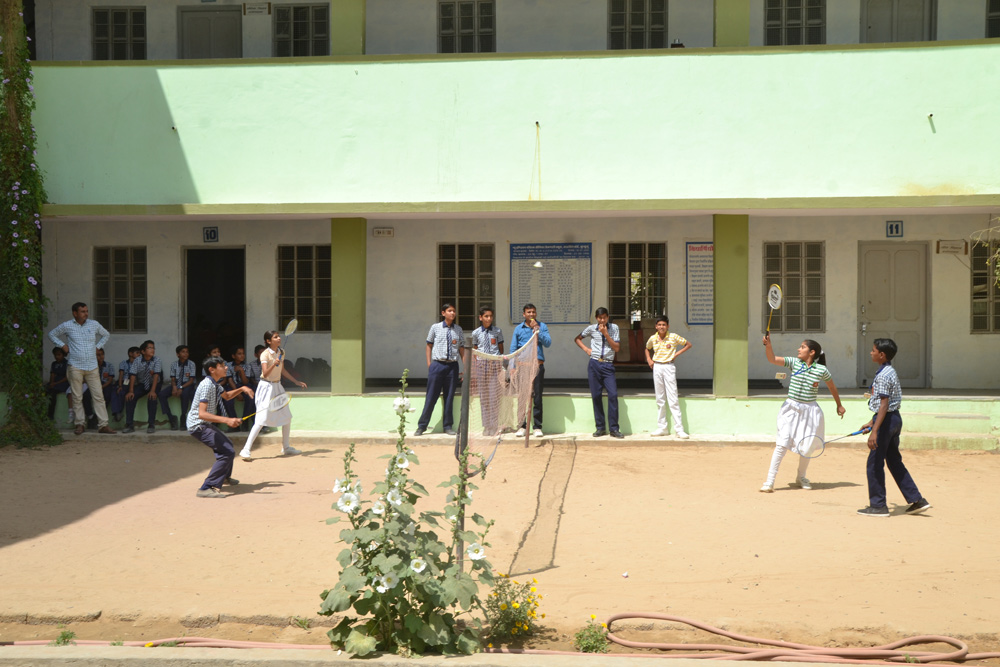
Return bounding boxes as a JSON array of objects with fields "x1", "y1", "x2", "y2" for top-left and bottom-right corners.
[
  {"x1": 93, "y1": 247, "x2": 147, "y2": 332},
  {"x1": 988, "y1": 0, "x2": 1000, "y2": 38},
  {"x1": 765, "y1": 0, "x2": 825, "y2": 46},
  {"x1": 439, "y1": 1, "x2": 495, "y2": 53},
  {"x1": 92, "y1": 7, "x2": 146, "y2": 60},
  {"x1": 763, "y1": 241, "x2": 825, "y2": 332},
  {"x1": 274, "y1": 4, "x2": 330, "y2": 57},
  {"x1": 437, "y1": 244, "x2": 494, "y2": 331},
  {"x1": 278, "y1": 245, "x2": 332, "y2": 332},
  {"x1": 608, "y1": 243, "x2": 666, "y2": 325},
  {"x1": 972, "y1": 240, "x2": 1000, "y2": 333},
  {"x1": 609, "y1": 0, "x2": 667, "y2": 50}
]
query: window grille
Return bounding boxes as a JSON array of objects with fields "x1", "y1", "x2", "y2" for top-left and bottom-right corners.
[
  {"x1": 274, "y1": 4, "x2": 330, "y2": 56},
  {"x1": 609, "y1": 0, "x2": 667, "y2": 50},
  {"x1": 278, "y1": 245, "x2": 332, "y2": 332},
  {"x1": 608, "y1": 243, "x2": 666, "y2": 324},
  {"x1": 439, "y1": 1, "x2": 495, "y2": 53},
  {"x1": 971, "y1": 240, "x2": 1000, "y2": 332},
  {"x1": 93, "y1": 247, "x2": 147, "y2": 332},
  {"x1": 437, "y1": 244, "x2": 495, "y2": 331},
  {"x1": 764, "y1": 0, "x2": 825, "y2": 46},
  {"x1": 763, "y1": 241, "x2": 825, "y2": 332},
  {"x1": 93, "y1": 7, "x2": 146, "y2": 60}
]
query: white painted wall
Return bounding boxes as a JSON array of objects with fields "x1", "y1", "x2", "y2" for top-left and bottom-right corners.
[
  {"x1": 937, "y1": 0, "x2": 991, "y2": 40},
  {"x1": 747, "y1": 213, "x2": 1000, "y2": 389},
  {"x1": 365, "y1": 0, "x2": 438, "y2": 55},
  {"x1": 364, "y1": 216, "x2": 716, "y2": 381},
  {"x1": 40, "y1": 218, "x2": 333, "y2": 375}
]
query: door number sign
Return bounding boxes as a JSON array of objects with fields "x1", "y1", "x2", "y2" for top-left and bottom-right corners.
[{"x1": 886, "y1": 221, "x2": 903, "y2": 238}]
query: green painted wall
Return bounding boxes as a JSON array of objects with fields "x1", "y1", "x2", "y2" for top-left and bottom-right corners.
[
  {"x1": 331, "y1": 0, "x2": 366, "y2": 56},
  {"x1": 714, "y1": 0, "x2": 751, "y2": 47},
  {"x1": 713, "y1": 215, "x2": 749, "y2": 397},
  {"x1": 32, "y1": 41, "x2": 1000, "y2": 209},
  {"x1": 330, "y1": 218, "x2": 366, "y2": 394}
]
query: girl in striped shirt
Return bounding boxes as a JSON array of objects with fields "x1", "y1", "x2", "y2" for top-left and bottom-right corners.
[{"x1": 760, "y1": 335, "x2": 845, "y2": 493}]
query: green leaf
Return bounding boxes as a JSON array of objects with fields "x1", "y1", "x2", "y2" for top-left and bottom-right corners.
[
  {"x1": 470, "y1": 513, "x2": 490, "y2": 527},
  {"x1": 456, "y1": 628, "x2": 481, "y2": 654},
  {"x1": 407, "y1": 452, "x2": 421, "y2": 465},
  {"x1": 422, "y1": 579, "x2": 451, "y2": 608},
  {"x1": 326, "y1": 617, "x2": 354, "y2": 645},
  {"x1": 319, "y1": 586, "x2": 354, "y2": 614},
  {"x1": 409, "y1": 480, "x2": 428, "y2": 495},
  {"x1": 326, "y1": 516, "x2": 341, "y2": 524},
  {"x1": 404, "y1": 612, "x2": 424, "y2": 635},
  {"x1": 458, "y1": 530, "x2": 478, "y2": 543},
  {"x1": 345, "y1": 628, "x2": 378, "y2": 656},
  {"x1": 339, "y1": 566, "x2": 368, "y2": 594},
  {"x1": 354, "y1": 592, "x2": 376, "y2": 616},
  {"x1": 336, "y1": 548, "x2": 354, "y2": 568},
  {"x1": 377, "y1": 453, "x2": 394, "y2": 460}
]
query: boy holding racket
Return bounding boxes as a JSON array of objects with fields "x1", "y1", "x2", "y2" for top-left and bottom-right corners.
[
  {"x1": 857, "y1": 338, "x2": 931, "y2": 517},
  {"x1": 645, "y1": 315, "x2": 691, "y2": 438},
  {"x1": 187, "y1": 356, "x2": 254, "y2": 498}
]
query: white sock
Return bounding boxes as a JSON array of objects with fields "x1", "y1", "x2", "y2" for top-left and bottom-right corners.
[
  {"x1": 282, "y1": 424, "x2": 291, "y2": 450},
  {"x1": 243, "y1": 423, "x2": 265, "y2": 453}
]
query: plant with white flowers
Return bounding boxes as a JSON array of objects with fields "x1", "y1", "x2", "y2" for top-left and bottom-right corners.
[{"x1": 320, "y1": 369, "x2": 495, "y2": 657}]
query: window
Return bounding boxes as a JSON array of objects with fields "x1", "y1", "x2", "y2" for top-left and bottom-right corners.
[
  {"x1": 93, "y1": 247, "x2": 147, "y2": 332},
  {"x1": 764, "y1": 0, "x2": 824, "y2": 46},
  {"x1": 608, "y1": 243, "x2": 666, "y2": 325},
  {"x1": 763, "y1": 242, "x2": 824, "y2": 332},
  {"x1": 609, "y1": 0, "x2": 666, "y2": 50},
  {"x1": 278, "y1": 245, "x2": 331, "y2": 332},
  {"x1": 437, "y1": 244, "x2": 494, "y2": 331},
  {"x1": 274, "y1": 4, "x2": 330, "y2": 57},
  {"x1": 439, "y1": 1, "x2": 495, "y2": 53},
  {"x1": 988, "y1": 0, "x2": 1000, "y2": 38},
  {"x1": 972, "y1": 240, "x2": 1000, "y2": 333},
  {"x1": 92, "y1": 7, "x2": 146, "y2": 60}
]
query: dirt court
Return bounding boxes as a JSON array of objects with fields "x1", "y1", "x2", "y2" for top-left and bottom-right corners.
[{"x1": 1, "y1": 433, "x2": 998, "y2": 658}]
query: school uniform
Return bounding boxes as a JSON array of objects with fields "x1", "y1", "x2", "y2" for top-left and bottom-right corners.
[
  {"x1": 416, "y1": 321, "x2": 465, "y2": 433},
  {"x1": 579, "y1": 323, "x2": 621, "y2": 435},
  {"x1": 125, "y1": 355, "x2": 173, "y2": 429},
  {"x1": 237, "y1": 360, "x2": 258, "y2": 424},
  {"x1": 238, "y1": 347, "x2": 298, "y2": 459},
  {"x1": 46, "y1": 359, "x2": 69, "y2": 419},
  {"x1": 186, "y1": 376, "x2": 236, "y2": 492},
  {"x1": 164, "y1": 359, "x2": 197, "y2": 422},
  {"x1": 93, "y1": 360, "x2": 116, "y2": 417},
  {"x1": 865, "y1": 363, "x2": 925, "y2": 510},
  {"x1": 763, "y1": 357, "x2": 831, "y2": 488},
  {"x1": 646, "y1": 332, "x2": 689, "y2": 436},
  {"x1": 470, "y1": 325, "x2": 504, "y2": 435}
]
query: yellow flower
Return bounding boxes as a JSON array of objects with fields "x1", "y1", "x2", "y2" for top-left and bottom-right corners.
[
  {"x1": 541, "y1": 613, "x2": 546, "y2": 618},
  {"x1": 590, "y1": 614, "x2": 596, "y2": 620},
  {"x1": 602, "y1": 623, "x2": 607, "y2": 629},
  {"x1": 530, "y1": 586, "x2": 537, "y2": 593},
  {"x1": 533, "y1": 578, "x2": 538, "y2": 583},
  {"x1": 488, "y1": 643, "x2": 493, "y2": 648},
  {"x1": 497, "y1": 572, "x2": 505, "y2": 577},
  {"x1": 512, "y1": 602, "x2": 520, "y2": 609},
  {"x1": 511, "y1": 627, "x2": 517, "y2": 634},
  {"x1": 513, "y1": 580, "x2": 519, "y2": 585},
  {"x1": 500, "y1": 603, "x2": 507, "y2": 611},
  {"x1": 522, "y1": 623, "x2": 529, "y2": 630}
]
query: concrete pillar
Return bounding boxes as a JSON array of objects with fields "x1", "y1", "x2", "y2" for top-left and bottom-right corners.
[
  {"x1": 713, "y1": 214, "x2": 749, "y2": 397},
  {"x1": 714, "y1": 0, "x2": 750, "y2": 47},
  {"x1": 330, "y1": 218, "x2": 366, "y2": 394},
  {"x1": 331, "y1": 0, "x2": 366, "y2": 55}
]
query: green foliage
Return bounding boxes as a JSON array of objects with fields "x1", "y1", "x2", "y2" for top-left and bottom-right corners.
[
  {"x1": 0, "y1": 0, "x2": 59, "y2": 448},
  {"x1": 48, "y1": 629, "x2": 76, "y2": 646},
  {"x1": 484, "y1": 574, "x2": 543, "y2": 641},
  {"x1": 110, "y1": 640, "x2": 124, "y2": 646},
  {"x1": 320, "y1": 370, "x2": 494, "y2": 657},
  {"x1": 293, "y1": 616, "x2": 311, "y2": 629},
  {"x1": 157, "y1": 640, "x2": 179, "y2": 648},
  {"x1": 573, "y1": 617, "x2": 610, "y2": 653}
]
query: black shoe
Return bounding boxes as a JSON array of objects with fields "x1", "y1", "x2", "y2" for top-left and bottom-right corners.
[
  {"x1": 169, "y1": 415, "x2": 179, "y2": 431},
  {"x1": 122, "y1": 425, "x2": 135, "y2": 434},
  {"x1": 414, "y1": 428, "x2": 425, "y2": 436},
  {"x1": 905, "y1": 499, "x2": 931, "y2": 515},
  {"x1": 610, "y1": 430, "x2": 624, "y2": 439},
  {"x1": 146, "y1": 425, "x2": 155, "y2": 434},
  {"x1": 444, "y1": 428, "x2": 457, "y2": 436},
  {"x1": 593, "y1": 430, "x2": 607, "y2": 437},
  {"x1": 857, "y1": 506, "x2": 889, "y2": 517}
]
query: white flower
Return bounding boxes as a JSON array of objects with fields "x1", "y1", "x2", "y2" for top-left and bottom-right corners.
[
  {"x1": 381, "y1": 572, "x2": 399, "y2": 589},
  {"x1": 466, "y1": 542, "x2": 486, "y2": 561},
  {"x1": 332, "y1": 477, "x2": 350, "y2": 493},
  {"x1": 410, "y1": 558, "x2": 427, "y2": 573},
  {"x1": 352, "y1": 481, "x2": 363, "y2": 495},
  {"x1": 336, "y1": 492, "x2": 359, "y2": 513},
  {"x1": 394, "y1": 453, "x2": 410, "y2": 469},
  {"x1": 375, "y1": 583, "x2": 388, "y2": 594},
  {"x1": 393, "y1": 397, "x2": 412, "y2": 415},
  {"x1": 404, "y1": 522, "x2": 416, "y2": 536},
  {"x1": 386, "y1": 488, "x2": 403, "y2": 507},
  {"x1": 371, "y1": 500, "x2": 386, "y2": 515},
  {"x1": 366, "y1": 541, "x2": 379, "y2": 552}
]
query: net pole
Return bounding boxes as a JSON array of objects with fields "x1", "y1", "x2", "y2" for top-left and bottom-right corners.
[{"x1": 455, "y1": 341, "x2": 472, "y2": 571}]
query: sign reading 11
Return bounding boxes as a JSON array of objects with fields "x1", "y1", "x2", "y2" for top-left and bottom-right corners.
[{"x1": 886, "y1": 221, "x2": 903, "y2": 238}]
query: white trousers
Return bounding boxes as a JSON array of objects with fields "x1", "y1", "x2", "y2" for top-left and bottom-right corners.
[
  {"x1": 764, "y1": 399, "x2": 824, "y2": 485},
  {"x1": 68, "y1": 365, "x2": 108, "y2": 427},
  {"x1": 653, "y1": 362, "x2": 685, "y2": 434}
]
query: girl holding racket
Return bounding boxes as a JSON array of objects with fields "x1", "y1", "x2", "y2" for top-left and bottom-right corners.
[
  {"x1": 760, "y1": 335, "x2": 845, "y2": 492},
  {"x1": 239, "y1": 330, "x2": 307, "y2": 460}
]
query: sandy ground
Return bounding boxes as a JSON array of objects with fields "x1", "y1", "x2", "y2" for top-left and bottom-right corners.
[{"x1": 1, "y1": 432, "x2": 999, "y2": 659}]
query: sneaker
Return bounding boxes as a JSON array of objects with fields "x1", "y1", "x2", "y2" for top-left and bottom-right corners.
[
  {"x1": 676, "y1": 432, "x2": 690, "y2": 440},
  {"x1": 196, "y1": 487, "x2": 226, "y2": 498},
  {"x1": 444, "y1": 428, "x2": 457, "y2": 436},
  {"x1": 98, "y1": 426, "x2": 117, "y2": 434},
  {"x1": 593, "y1": 430, "x2": 608, "y2": 437},
  {"x1": 169, "y1": 415, "x2": 179, "y2": 431},
  {"x1": 225, "y1": 477, "x2": 239, "y2": 486},
  {"x1": 146, "y1": 426, "x2": 155, "y2": 434},
  {"x1": 532, "y1": 429, "x2": 544, "y2": 438},
  {"x1": 857, "y1": 506, "x2": 890, "y2": 517},
  {"x1": 650, "y1": 428, "x2": 668, "y2": 436},
  {"x1": 414, "y1": 428, "x2": 425, "y2": 437},
  {"x1": 281, "y1": 446, "x2": 302, "y2": 456},
  {"x1": 759, "y1": 484, "x2": 774, "y2": 493},
  {"x1": 239, "y1": 448, "x2": 252, "y2": 461},
  {"x1": 515, "y1": 428, "x2": 526, "y2": 438},
  {"x1": 795, "y1": 477, "x2": 812, "y2": 490},
  {"x1": 122, "y1": 425, "x2": 135, "y2": 434},
  {"x1": 610, "y1": 430, "x2": 624, "y2": 439},
  {"x1": 905, "y1": 499, "x2": 931, "y2": 515}
]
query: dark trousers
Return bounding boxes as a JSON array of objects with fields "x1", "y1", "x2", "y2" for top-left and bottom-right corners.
[
  {"x1": 587, "y1": 359, "x2": 619, "y2": 432},
  {"x1": 111, "y1": 385, "x2": 126, "y2": 416},
  {"x1": 125, "y1": 385, "x2": 157, "y2": 426},
  {"x1": 520, "y1": 362, "x2": 545, "y2": 430},
  {"x1": 190, "y1": 424, "x2": 235, "y2": 490},
  {"x1": 866, "y1": 411, "x2": 922, "y2": 508},
  {"x1": 418, "y1": 361, "x2": 459, "y2": 430},
  {"x1": 154, "y1": 385, "x2": 177, "y2": 418}
]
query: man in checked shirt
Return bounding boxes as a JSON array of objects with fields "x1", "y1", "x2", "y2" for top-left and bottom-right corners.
[{"x1": 48, "y1": 302, "x2": 116, "y2": 435}]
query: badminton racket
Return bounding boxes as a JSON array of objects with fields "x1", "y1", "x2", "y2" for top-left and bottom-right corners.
[
  {"x1": 241, "y1": 392, "x2": 291, "y2": 421},
  {"x1": 765, "y1": 284, "x2": 782, "y2": 337},
  {"x1": 795, "y1": 427, "x2": 871, "y2": 458}
]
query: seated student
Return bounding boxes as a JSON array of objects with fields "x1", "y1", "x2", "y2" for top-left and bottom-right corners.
[
  {"x1": 186, "y1": 356, "x2": 254, "y2": 499},
  {"x1": 163, "y1": 345, "x2": 197, "y2": 430},
  {"x1": 124, "y1": 340, "x2": 176, "y2": 434},
  {"x1": 112, "y1": 346, "x2": 140, "y2": 422},
  {"x1": 231, "y1": 346, "x2": 256, "y2": 430},
  {"x1": 46, "y1": 347, "x2": 69, "y2": 421},
  {"x1": 91, "y1": 348, "x2": 117, "y2": 429}
]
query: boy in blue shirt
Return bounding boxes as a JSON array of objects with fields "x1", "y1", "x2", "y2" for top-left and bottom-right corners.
[
  {"x1": 509, "y1": 303, "x2": 552, "y2": 437},
  {"x1": 165, "y1": 345, "x2": 197, "y2": 429},
  {"x1": 124, "y1": 340, "x2": 175, "y2": 434},
  {"x1": 415, "y1": 303, "x2": 466, "y2": 437},
  {"x1": 112, "y1": 346, "x2": 140, "y2": 422},
  {"x1": 856, "y1": 338, "x2": 931, "y2": 518},
  {"x1": 574, "y1": 307, "x2": 623, "y2": 438}
]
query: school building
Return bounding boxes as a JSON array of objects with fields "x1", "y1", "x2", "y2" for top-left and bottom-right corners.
[{"x1": 27, "y1": 1, "x2": 1000, "y2": 444}]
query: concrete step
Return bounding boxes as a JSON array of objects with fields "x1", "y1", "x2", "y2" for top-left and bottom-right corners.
[{"x1": 904, "y1": 411, "x2": 995, "y2": 435}]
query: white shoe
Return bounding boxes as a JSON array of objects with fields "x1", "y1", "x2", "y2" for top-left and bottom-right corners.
[
  {"x1": 759, "y1": 484, "x2": 774, "y2": 493},
  {"x1": 676, "y1": 432, "x2": 690, "y2": 440},
  {"x1": 239, "y1": 448, "x2": 252, "y2": 461},
  {"x1": 650, "y1": 428, "x2": 668, "y2": 436},
  {"x1": 532, "y1": 429, "x2": 544, "y2": 438},
  {"x1": 281, "y1": 446, "x2": 302, "y2": 456},
  {"x1": 796, "y1": 477, "x2": 812, "y2": 490},
  {"x1": 515, "y1": 428, "x2": 526, "y2": 437}
]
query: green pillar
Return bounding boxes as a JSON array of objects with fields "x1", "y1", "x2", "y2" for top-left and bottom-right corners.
[
  {"x1": 331, "y1": 218, "x2": 366, "y2": 394},
  {"x1": 714, "y1": 0, "x2": 750, "y2": 47},
  {"x1": 330, "y1": 0, "x2": 366, "y2": 55},
  {"x1": 713, "y1": 214, "x2": 749, "y2": 397}
]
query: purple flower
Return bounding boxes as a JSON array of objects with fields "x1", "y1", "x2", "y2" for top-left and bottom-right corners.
[
  {"x1": 13, "y1": 324, "x2": 19, "y2": 329},
  {"x1": 9, "y1": 220, "x2": 15, "y2": 225},
  {"x1": 28, "y1": 299, "x2": 34, "y2": 303},
  {"x1": 11, "y1": 204, "x2": 16, "y2": 211},
  {"x1": 27, "y1": 276, "x2": 36, "y2": 285},
  {"x1": 10, "y1": 242, "x2": 15, "y2": 247},
  {"x1": 12, "y1": 232, "x2": 18, "y2": 238},
  {"x1": 24, "y1": 263, "x2": 29, "y2": 268},
  {"x1": 16, "y1": 348, "x2": 24, "y2": 355}
]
